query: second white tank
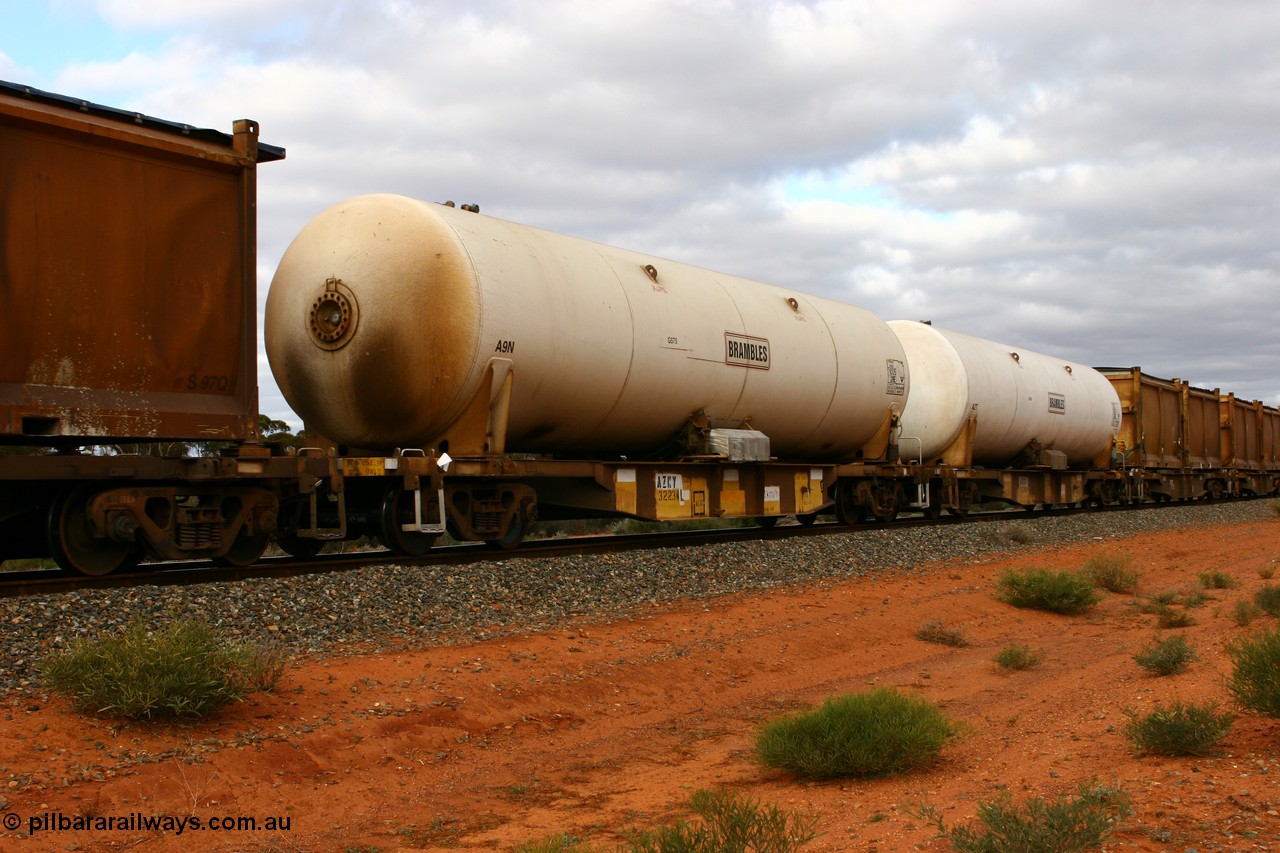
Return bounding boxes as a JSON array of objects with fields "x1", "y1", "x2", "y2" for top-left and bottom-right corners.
[{"x1": 888, "y1": 320, "x2": 1121, "y2": 466}]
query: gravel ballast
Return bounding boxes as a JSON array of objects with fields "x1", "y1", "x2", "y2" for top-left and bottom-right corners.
[{"x1": 2, "y1": 501, "x2": 1272, "y2": 693}]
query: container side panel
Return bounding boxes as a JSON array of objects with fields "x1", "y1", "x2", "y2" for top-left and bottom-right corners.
[
  {"x1": 1184, "y1": 386, "x2": 1220, "y2": 469},
  {"x1": 1, "y1": 101, "x2": 258, "y2": 441}
]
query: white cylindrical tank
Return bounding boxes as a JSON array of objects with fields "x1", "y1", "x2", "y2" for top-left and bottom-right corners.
[
  {"x1": 887, "y1": 320, "x2": 1121, "y2": 466},
  {"x1": 266, "y1": 194, "x2": 908, "y2": 459}
]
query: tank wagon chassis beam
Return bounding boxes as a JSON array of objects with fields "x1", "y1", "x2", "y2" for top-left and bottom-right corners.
[
  {"x1": 435, "y1": 456, "x2": 1278, "y2": 547},
  {"x1": 4, "y1": 449, "x2": 1272, "y2": 576}
]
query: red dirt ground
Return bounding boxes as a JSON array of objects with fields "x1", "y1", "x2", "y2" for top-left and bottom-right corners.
[{"x1": 1, "y1": 515, "x2": 1278, "y2": 852}]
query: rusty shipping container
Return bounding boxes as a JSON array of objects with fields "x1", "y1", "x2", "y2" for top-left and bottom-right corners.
[
  {"x1": 1098, "y1": 367, "x2": 1185, "y2": 469},
  {"x1": 1220, "y1": 393, "x2": 1263, "y2": 471},
  {"x1": 0, "y1": 81, "x2": 285, "y2": 443},
  {"x1": 1181, "y1": 381, "x2": 1223, "y2": 470},
  {"x1": 1261, "y1": 405, "x2": 1280, "y2": 471}
]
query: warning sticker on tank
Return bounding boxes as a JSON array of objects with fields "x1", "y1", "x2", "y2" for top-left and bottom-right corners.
[
  {"x1": 885, "y1": 358, "x2": 906, "y2": 396},
  {"x1": 725, "y1": 333, "x2": 770, "y2": 369},
  {"x1": 1048, "y1": 392, "x2": 1066, "y2": 415}
]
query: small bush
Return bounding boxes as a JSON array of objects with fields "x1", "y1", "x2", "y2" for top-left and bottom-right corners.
[
  {"x1": 996, "y1": 568, "x2": 1102, "y2": 615},
  {"x1": 1133, "y1": 635, "x2": 1196, "y2": 676},
  {"x1": 1086, "y1": 553, "x2": 1141, "y2": 594},
  {"x1": 755, "y1": 688, "x2": 957, "y2": 779},
  {"x1": 1155, "y1": 607, "x2": 1197, "y2": 629},
  {"x1": 40, "y1": 619, "x2": 284, "y2": 719},
  {"x1": 624, "y1": 789, "x2": 818, "y2": 853},
  {"x1": 1254, "y1": 584, "x2": 1280, "y2": 616},
  {"x1": 1179, "y1": 588, "x2": 1210, "y2": 608},
  {"x1": 1259, "y1": 564, "x2": 1277, "y2": 580},
  {"x1": 994, "y1": 643, "x2": 1042, "y2": 671},
  {"x1": 1124, "y1": 701, "x2": 1233, "y2": 756},
  {"x1": 917, "y1": 620, "x2": 970, "y2": 647},
  {"x1": 1234, "y1": 599, "x2": 1262, "y2": 627},
  {"x1": 920, "y1": 780, "x2": 1132, "y2": 853},
  {"x1": 1226, "y1": 624, "x2": 1280, "y2": 716},
  {"x1": 987, "y1": 521, "x2": 1035, "y2": 545},
  {"x1": 1198, "y1": 569, "x2": 1235, "y2": 590}
]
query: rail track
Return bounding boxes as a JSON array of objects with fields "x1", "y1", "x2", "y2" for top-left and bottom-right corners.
[{"x1": 0, "y1": 498, "x2": 1204, "y2": 599}]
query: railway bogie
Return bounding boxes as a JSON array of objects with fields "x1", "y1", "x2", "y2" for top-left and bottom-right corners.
[{"x1": 0, "y1": 448, "x2": 445, "y2": 573}]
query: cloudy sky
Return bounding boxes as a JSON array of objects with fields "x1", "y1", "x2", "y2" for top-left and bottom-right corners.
[{"x1": 5, "y1": 0, "x2": 1279, "y2": 426}]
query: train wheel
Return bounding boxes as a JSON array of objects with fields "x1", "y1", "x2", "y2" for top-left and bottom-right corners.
[
  {"x1": 213, "y1": 530, "x2": 270, "y2": 567},
  {"x1": 834, "y1": 483, "x2": 864, "y2": 526},
  {"x1": 795, "y1": 513, "x2": 819, "y2": 527},
  {"x1": 756, "y1": 516, "x2": 780, "y2": 528},
  {"x1": 46, "y1": 486, "x2": 142, "y2": 576},
  {"x1": 380, "y1": 490, "x2": 440, "y2": 557},
  {"x1": 277, "y1": 532, "x2": 323, "y2": 559},
  {"x1": 870, "y1": 481, "x2": 902, "y2": 522},
  {"x1": 1086, "y1": 482, "x2": 1118, "y2": 507},
  {"x1": 485, "y1": 518, "x2": 526, "y2": 550},
  {"x1": 947, "y1": 482, "x2": 979, "y2": 516}
]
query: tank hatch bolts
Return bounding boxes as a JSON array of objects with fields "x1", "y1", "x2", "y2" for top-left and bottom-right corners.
[{"x1": 309, "y1": 277, "x2": 359, "y2": 351}]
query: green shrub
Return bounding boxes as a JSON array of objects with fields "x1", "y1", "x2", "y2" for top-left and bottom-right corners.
[
  {"x1": 1154, "y1": 607, "x2": 1197, "y2": 629},
  {"x1": 994, "y1": 643, "x2": 1042, "y2": 671},
  {"x1": 996, "y1": 568, "x2": 1102, "y2": 615},
  {"x1": 755, "y1": 688, "x2": 957, "y2": 779},
  {"x1": 987, "y1": 521, "x2": 1035, "y2": 545},
  {"x1": 624, "y1": 789, "x2": 818, "y2": 853},
  {"x1": 1085, "y1": 553, "x2": 1141, "y2": 594},
  {"x1": 1143, "y1": 588, "x2": 1210, "y2": 612},
  {"x1": 1144, "y1": 590, "x2": 1178, "y2": 607},
  {"x1": 920, "y1": 780, "x2": 1132, "y2": 853},
  {"x1": 1226, "y1": 624, "x2": 1280, "y2": 716},
  {"x1": 1233, "y1": 599, "x2": 1262, "y2": 627},
  {"x1": 917, "y1": 620, "x2": 969, "y2": 647},
  {"x1": 1197, "y1": 569, "x2": 1235, "y2": 589},
  {"x1": 1133, "y1": 635, "x2": 1197, "y2": 676},
  {"x1": 1254, "y1": 584, "x2": 1280, "y2": 616},
  {"x1": 1124, "y1": 701, "x2": 1233, "y2": 756},
  {"x1": 40, "y1": 619, "x2": 284, "y2": 719}
]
